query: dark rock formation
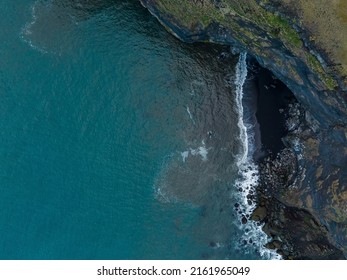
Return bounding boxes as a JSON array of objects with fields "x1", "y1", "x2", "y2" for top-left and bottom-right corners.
[{"x1": 139, "y1": 0, "x2": 347, "y2": 258}]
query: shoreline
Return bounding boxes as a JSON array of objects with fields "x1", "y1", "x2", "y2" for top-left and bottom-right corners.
[
  {"x1": 247, "y1": 61, "x2": 346, "y2": 259},
  {"x1": 235, "y1": 56, "x2": 294, "y2": 259},
  {"x1": 140, "y1": 0, "x2": 347, "y2": 259},
  {"x1": 234, "y1": 54, "x2": 281, "y2": 259}
]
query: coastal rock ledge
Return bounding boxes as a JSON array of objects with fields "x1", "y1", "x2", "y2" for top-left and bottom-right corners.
[{"x1": 140, "y1": 0, "x2": 347, "y2": 259}]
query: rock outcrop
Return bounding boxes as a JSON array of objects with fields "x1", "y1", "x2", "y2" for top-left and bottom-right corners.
[{"x1": 140, "y1": 0, "x2": 347, "y2": 259}]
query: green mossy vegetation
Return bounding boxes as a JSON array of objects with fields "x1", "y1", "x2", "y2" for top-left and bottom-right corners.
[
  {"x1": 265, "y1": 13, "x2": 302, "y2": 47},
  {"x1": 153, "y1": 0, "x2": 338, "y2": 90},
  {"x1": 155, "y1": 0, "x2": 302, "y2": 47},
  {"x1": 307, "y1": 54, "x2": 338, "y2": 90}
]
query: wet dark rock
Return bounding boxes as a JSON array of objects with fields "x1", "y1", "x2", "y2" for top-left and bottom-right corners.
[
  {"x1": 252, "y1": 67, "x2": 346, "y2": 259},
  {"x1": 140, "y1": 0, "x2": 347, "y2": 259},
  {"x1": 251, "y1": 206, "x2": 267, "y2": 222},
  {"x1": 259, "y1": 196, "x2": 345, "y2": 259},
  {"x1": 209, "y1": 241, "x2": 217, "y2": 248},
  {"x1": 267, "y1": 240, "x2": 283, "y2": 250}
]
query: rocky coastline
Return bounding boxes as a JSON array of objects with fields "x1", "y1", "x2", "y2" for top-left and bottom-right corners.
[
  {"x1": 139, "y1": 0, "x2": 347, "y2": 259},
  {"x1": 249, "y1": 62, "x2": 345, "y2": 259}
]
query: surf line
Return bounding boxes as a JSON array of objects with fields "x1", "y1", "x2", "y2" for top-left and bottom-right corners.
[{"x1": 233, "y1": 53, "x2": 281, "y2": 259}]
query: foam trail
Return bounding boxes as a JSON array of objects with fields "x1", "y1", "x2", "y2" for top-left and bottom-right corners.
[
  {"x1": 235, "y1": 53, "x2": 249, "y2": 165},
  {"x1": 186, "y1": 106, "x2": 195, "y2": 124},
  {"x1": 234, "y1": 53, "x2": 281, "y2": 260},
  {"x1": 20, "y1": 0, "x2": 49, "y2": 54},
  {"x1": 186, "y1": 106, "x2": 193, "y2": 120},
  {"x1": 180, "y1": 140, "x2": 209, "y2": 162}
]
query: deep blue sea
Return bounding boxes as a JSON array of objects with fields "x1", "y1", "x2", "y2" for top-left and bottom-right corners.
[{"x1": 0, "y1": 0, "x2": 277, "y2": 259}]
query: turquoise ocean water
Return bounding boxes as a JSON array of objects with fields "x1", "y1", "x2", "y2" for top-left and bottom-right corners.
[{"x1": 0, "y1": 0, "x2": 274, "y2": 259}]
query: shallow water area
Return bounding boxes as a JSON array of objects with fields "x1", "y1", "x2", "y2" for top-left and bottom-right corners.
[{"x1": 0, "y1": 0, "x2": 274, "y2": 259}]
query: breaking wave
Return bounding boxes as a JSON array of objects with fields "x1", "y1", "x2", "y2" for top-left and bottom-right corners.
[{"x1": 233, "y1": 53, "x2": 281, "y2": 260}]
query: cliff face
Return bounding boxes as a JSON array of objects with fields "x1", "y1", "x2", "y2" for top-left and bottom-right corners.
[
  {"x1": 141, "y1": 0, "x2": 347, "y2": 125},
  {"x1": 140, "y1": 0, "x2": 347, "y2": 258}
]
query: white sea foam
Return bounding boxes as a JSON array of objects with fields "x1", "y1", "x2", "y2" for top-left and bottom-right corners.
[
  {"x1": 20, "y1": 0, "x2": 77, "y2": 55},
  {"x1": 186, "y1": 106, "x2": 196, "y2": 124},
  {"x1": 20, "y1": 0, "x2": 49, "y2": 54},
  {"x1": 190, "y1": 146, "x2": 208, "y2": 161},
  {"x1": 233, "y1": 53, "x2": 281, "y2": 260},
  {"x1": 181, "y1": 151, "x2": 189, "y2": 162},
  {"x1": 234, "y1": 53, "x2": 249, "y2": 165},
  {"x1": 181, "y1": 140, "x2": 209, "y2": 162}
]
